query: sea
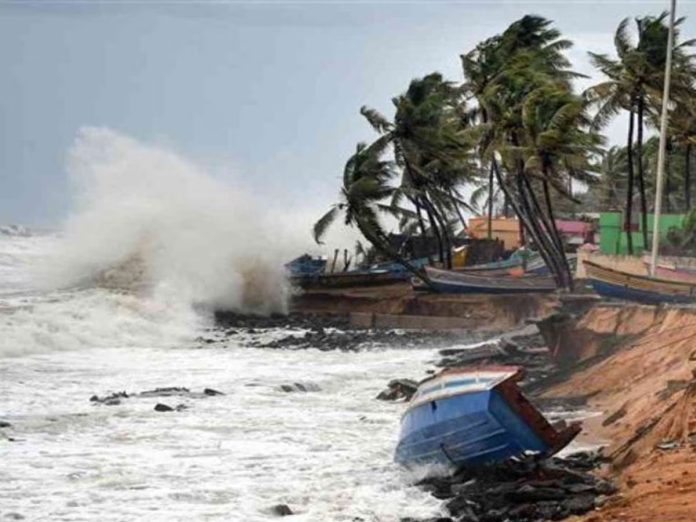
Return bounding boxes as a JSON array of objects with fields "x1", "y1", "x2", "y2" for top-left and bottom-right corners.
[
  {"x1": 0, "y1": 128, "x2": 455, "y2": 522},
  {"x1": 0, "y1": 226, "x2": 452, "y2": 522}
]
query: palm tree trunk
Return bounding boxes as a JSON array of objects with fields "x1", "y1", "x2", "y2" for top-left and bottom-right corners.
[
  {"x1": 412, "y1": 197, "x2": 433, "y2": 265},
  {"x1": 425, "y1": 197, "x2": 453, "y2": 269},
  {"x1": 637, "y1": 96, "x2": 649, "y2": 249},
  {"x1": 493, "y1": 160, "x2": 563, "y2": 288},
  {"x1": 422, "y1": 196, "x2": 445, "y2": 266},
  {"x1": 625, "y1": 109, "x2": 635, "y2": 255},
  {"x1": 512, "y1": 155, "x2": 565, "y2": 287},
  {"x1": 520, "y1": 171, "x2": 568, "y2": 288},
  {"x1": 355, "y1": 218, "x2": 432, "y2": 287},
  {"x1": 686, "y1": 143, "x2": 692, "y2": 211},
  {"x1": 543, "y1": 176, "x2": 574, "y2": 290},
  {"x1": 449, "y1": 188, "x2": 468, "y2": 230},
  {"x1": 487, "y1": 161, "x2": 495, "y2": 239}
]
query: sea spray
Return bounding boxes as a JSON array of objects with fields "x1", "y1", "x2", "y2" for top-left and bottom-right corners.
[{"x1": 43, "y1": 127, "x2": 297, "y2": 314}]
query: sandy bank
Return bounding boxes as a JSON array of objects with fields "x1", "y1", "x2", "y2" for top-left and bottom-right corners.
[{"x1": 541, "y1": 305, "x2": 696, "y2": 522}]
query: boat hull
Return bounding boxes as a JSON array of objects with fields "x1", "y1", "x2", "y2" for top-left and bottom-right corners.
[
  {"x1": 584, "y1": 260, "x2": 696, "y2": 304},
  {"x1": 424, "y1": 266, "x2": 556, "y2": 294},
  {"x1": 396, "y1": 389, "x2": 548, "y2": 467},
  {"x1": 395, "y1": 367, "x2": 580, "y2": 469}
]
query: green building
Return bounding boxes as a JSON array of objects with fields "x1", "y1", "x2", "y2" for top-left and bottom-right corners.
[{"x1": 599, "y1": 211, "x2": 685, "y2": 255}]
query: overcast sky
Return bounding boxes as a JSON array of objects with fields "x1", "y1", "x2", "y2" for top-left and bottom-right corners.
[{"x1": 2, "y1": 0, "x2": 696, "y2": 226}]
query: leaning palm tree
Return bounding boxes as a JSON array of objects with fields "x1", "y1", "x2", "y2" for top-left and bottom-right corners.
[
  {"x1": 472, "y1": 16, "x2": 583, "y2": 289},
  {"x1": 313, "y1": 139, "x2": 427, "y2": 281},
  {"x1": 361, "y1": 73, "x2": 477, "y2": 268},
  {"x1": 520, "y1": 84, "x2": 603, "y2": 287}
]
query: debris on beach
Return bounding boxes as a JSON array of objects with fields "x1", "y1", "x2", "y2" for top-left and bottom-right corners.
[{"x1": 410, "y1": 452, "x2": 615, "y2": 522}]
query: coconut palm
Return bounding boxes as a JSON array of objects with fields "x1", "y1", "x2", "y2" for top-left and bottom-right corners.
[
  {"x1": 587, "y1": 13, "x2": 694, "y2": 252},
  {"x1": 361, "y1": 73, "x2": 477, "y2": 268},
  {"x1": 312, "y1": 139, "x2": 427, "y2": 281}
]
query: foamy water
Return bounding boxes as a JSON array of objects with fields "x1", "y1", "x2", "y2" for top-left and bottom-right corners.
[{"x1": 0, "y1": 230, "x2": 448, "y2": 521}]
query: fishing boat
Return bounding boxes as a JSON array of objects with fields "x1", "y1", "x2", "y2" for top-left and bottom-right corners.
[
  {"x1": 584, "y1": 260, "x2": 696, "y2": 304},
  {"x1": 422, "y1": 266, "x2": 556, "y2": 294},
  {"x1": 291, "y1": 269, "x2": 404, "y2": 289},
  {"x1": 640, "y1": 255, "x2": 696, "y2": 284},
  {"x1": 395, "y1": 366, "x2": 580, "y2": 468}
]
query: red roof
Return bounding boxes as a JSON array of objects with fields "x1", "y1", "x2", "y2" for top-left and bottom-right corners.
[{"x1": 555, "y1": 220, "x2": 590, "y2": 235}]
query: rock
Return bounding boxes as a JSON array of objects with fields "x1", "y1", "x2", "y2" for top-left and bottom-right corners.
[
  {"x1": 563, "y1": 494, "x2": 596, "y2": 515},
  {"x1": 0, "y1": 420, "x2": 12, "y2": 428},
  {"x1": 376, "y1": 379, "x2": 418, "y2": 401},
  {"x1": 154, "y1": 403, "x2": 174, "y2": 412},
  {"x1": 204, "y1": 388, "x2": 225, "y2": 396},
  {"x1": 90, "y1": 391, "x2": 128, "y2": 404},
  {"x1": 139, "y1": 387, "x2": 190, "y2": 397},
  {"x1": 3, "y1": 513, "x2": 25, "y2": 520},
  {"x1": 279, "y1": 382, "x2": 320, "y2": 393},
  {"x1": 270, "y1": 504, "x2": 293, "y2": 516}
]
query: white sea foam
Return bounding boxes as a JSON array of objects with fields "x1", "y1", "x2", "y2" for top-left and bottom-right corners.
[
  {"x1": 0, "y1": 343, "x2": 443, "y2": 521},
  {"x1": 38, "y1": 126, "x2": 300, "y2": 315}
]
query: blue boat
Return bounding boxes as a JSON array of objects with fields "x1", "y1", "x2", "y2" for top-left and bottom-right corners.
[
  {"x1": 285, "y1": 254, "x2": 326, "y2": 276},
  {"x1": 584, "y1": 260, "x2": 696, "y2": 305},
  {"x1": 395, "y1": 367, "x2": 580, "y2": 468}
]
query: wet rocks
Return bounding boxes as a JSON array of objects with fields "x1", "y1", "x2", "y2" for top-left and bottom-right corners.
[
  {"x1": 270, "y1": 504, "x2": 293, "y2": 516},
  {"x1": 413, "y1": 452, "x2": 616, "y2": 522},
  {"x1": 90, "y1": 386, "x2": 226, "y2": 409},
  {"x1": 154, "y1": 403, "x2": 188, "y2": 412},
  {"x1": 376, "y1": 379, "x2": 419, "y2": 401},
  {"x1": 90, "y1": 391, "x2": 128, "y2": 405},
  {"x1": 278, "y1": 382, "x2": 321, "y2": 393}
]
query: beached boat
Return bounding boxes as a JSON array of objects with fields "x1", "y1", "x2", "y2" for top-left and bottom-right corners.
[
  {"x1": 584, "y1": 260, "x2": 696, "y2": 304},
  {"x1": 395, "y1": 366, "x2": 580, "y2": 468},
  {"x1": 291, "y1": 269, "x2": 405, "y2": 289},
  {"x1": 422, "y1": 266, "x2": 556, "y2": 294},
  {"x1": 640, "y1": 255, "x2": 696, "y2": 284}
]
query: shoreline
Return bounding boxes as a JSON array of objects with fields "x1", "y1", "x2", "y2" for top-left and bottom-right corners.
[{"x1": 276, "y1": 286, "x2": 696, "y2": 521}]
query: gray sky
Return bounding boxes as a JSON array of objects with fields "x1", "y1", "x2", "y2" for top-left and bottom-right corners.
[{"x1": 2, "y1": 0, "x2": 695, "y2": 226}]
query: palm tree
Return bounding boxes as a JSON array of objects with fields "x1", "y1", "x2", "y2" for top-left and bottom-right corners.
[
  {"x1": 520, "y1": 84, "x2": 603, "y2": 286},
  {"x1": 471, "y1": 15, "x2": 582, "y2": 289},
  {"x1": 313, "y1": 139, "x2": 427, "y2": 281},
  {"x1": 587, "y1": 13, "x2": 694, "y2": 252},
  {"x1": 669, "y1": 96, "x2": 696, "y2": 210},
  {"x1": 361, "y1": 73, "x2": 476, "y2": 268}
]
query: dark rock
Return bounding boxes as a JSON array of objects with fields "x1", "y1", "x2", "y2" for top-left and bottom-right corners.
[
  {"x1": 204, "y1": 388, "x2": 225, "y2": 396},
  {"x1": 139, "y1": 387, "x2": 190, "y2": 397},
  {"x1": 154, "y1": 403, "x2": 174, "y2": 412},
  {"x1": 271, "y1": 504, "x2": 293, "y2": 516},
  {"x1": 0, "y1": 421, "x2": 12, "y2": 428},
  {"x1": 563, "y1": 494, "x2": 596, "y2": 515},
  {"x1": 376, "y1": 379, "x2": 418, "y2": 401},
  {"x1": 279, "y1": 382, "x2": 320, "y2": 393},
  {"x1": 90, "y1": 391, "x2": 128, "y2": 404},
  {"x1": 3, "y1": 513, "x2": 25, "y2": 520}
]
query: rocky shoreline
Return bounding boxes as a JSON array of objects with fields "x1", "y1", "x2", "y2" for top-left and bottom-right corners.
[{"x1": 210, "y1": 308, "x2": 613, "y2": 522}]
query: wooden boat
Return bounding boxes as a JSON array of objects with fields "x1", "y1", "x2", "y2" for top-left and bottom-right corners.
[
  {"x1": 395, "y1": 366, "x2": 580, "y2": 468},
  {"x1": 584, "y1": 260, "x2": 696, "y2": 304},
  {"x1": 291, "y1": 269, "x2": 405, "y2": 289},
  {"x1": 640, "y1": 255, "x2": 696, "y2": 284},
  {"x1": 422, "y1": 266, "x2": 556, "y2": 294}
]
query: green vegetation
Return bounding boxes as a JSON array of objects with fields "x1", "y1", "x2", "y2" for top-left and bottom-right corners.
[{"x1": 314, "y1": 12, "x2": 696, "y2": 288}]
